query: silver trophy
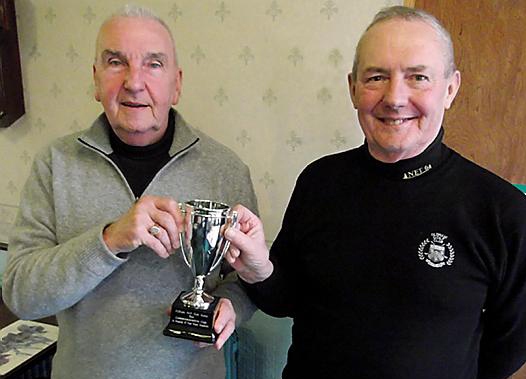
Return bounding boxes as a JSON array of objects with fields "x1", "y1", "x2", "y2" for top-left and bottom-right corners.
[{"x1": 163, "y1": 199, "x2": 237, "y2": 342}]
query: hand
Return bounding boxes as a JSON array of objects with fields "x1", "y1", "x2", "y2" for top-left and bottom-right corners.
[
  {"x1": 224, "y1": 204, "x2": 274, "y2": 283},
  {"x1": 212, "y1": 298, "x2": 236, "y2": 350},
  {"x1": 102, "y1": 195, "x2": 184, "y2": 258},
  {"x1": 165, "y1": 298, "x2": 236, "y2": 350}
]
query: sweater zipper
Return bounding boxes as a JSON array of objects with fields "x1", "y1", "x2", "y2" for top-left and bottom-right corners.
[
  {"x1": 77, "y1": 137, "x2": 200, "y2": 200},
  {"x1": 77, "y1": 139, "x2": 137, "y2": 201},
  {"x1": 141, "y1": 137, "x2": 200, "y2": 195}
]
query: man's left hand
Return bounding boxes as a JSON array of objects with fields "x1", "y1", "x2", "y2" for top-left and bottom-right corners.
[{"x1": 212, "y1": 298, "x2": 236, "y2": 350}]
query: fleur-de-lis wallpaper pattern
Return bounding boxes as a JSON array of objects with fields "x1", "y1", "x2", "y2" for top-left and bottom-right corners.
[
  {"x1": 1, "y1": 1, "x2": 401, "y2": 377},
  {"x1": 1, "y1": 0, "x2": 400, "y2": 242}
]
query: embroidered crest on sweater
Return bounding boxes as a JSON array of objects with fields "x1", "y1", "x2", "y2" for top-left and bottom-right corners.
[{"x1": 418, "y1": 232, "x2": 455, "y2": 268}]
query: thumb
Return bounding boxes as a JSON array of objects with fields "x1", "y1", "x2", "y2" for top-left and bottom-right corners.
[{"x1": 225, "y1": 227, "x2": 255, "y2": 252}]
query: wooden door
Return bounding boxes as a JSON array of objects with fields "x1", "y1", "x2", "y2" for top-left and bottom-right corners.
[
  {"x1": 407, "y1": 1, "x2": 526, "y2": 377},
  {"x1": 409, "y1": 0, "x2": 526, "y2": 184}
]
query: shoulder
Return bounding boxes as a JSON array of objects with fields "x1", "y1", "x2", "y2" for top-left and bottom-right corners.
[
  {"x1": 298, "y1": 146, "x2": 363, "y2": 182},
  {"x1": 185, "y1": 124, "x2": 249, "y2": 170},
  {"x1": 447, "y1": 148, "x2": 526, "y2": 211},
  {"x1": 33, "y1": 130, "x2": 86, "y2": 164}
]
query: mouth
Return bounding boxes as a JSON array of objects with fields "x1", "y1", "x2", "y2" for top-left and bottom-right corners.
[
  {"x1": 378, "y1": 117, "x2": 417, "y2": 126},
  {"x1": 121, "y1": 101, "x2": 149, "y2": 109}
]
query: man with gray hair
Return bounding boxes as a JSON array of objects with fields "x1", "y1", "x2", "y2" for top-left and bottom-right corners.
[
  {"x1": 3, "y1": 5, "x2": 257, "y2": 379},
  {"x1": 224, "y1": 5, "x2": 526, "y2": 379}
]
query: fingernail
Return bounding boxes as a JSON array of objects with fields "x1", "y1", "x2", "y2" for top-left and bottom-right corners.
[{"x1": 225, "y1": 228, "x2": 234, "y2": 239}]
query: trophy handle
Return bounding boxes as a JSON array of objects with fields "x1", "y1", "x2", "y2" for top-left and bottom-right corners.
[
  {"x1": 209, "y1": 209, "x2": 238, "y2": 273},
  {"x1": 178, "y1": 203, "x2": 192, "y2": 269}
]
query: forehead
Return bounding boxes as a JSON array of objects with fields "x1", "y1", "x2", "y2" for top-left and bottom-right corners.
[
  {"x1": 96, "y1": 16, "x2": 175, "y2": 60},
  {"x1": 358, "y1": 19, "x2": 447, "y2": 74}
]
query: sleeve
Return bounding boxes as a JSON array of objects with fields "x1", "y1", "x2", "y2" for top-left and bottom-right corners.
[
  {"x1": 478, "y1": 191, "x2": 526, "y2": 379},
  {"x1": 1, "y1": 148, "x2": 125, "y2": 320},
  {"x1": 211, "y1": 161, "x2": 259, "y2": 325},
  {"x1": 241, "y1": 170, "x2": 307, "y2": 318}
]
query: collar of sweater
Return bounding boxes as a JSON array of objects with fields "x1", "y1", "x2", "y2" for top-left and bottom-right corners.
[
  {"x1": 361, "y1": 127, "x2": 449, "y2": 181},
  {"x1": 78, "y1": 108, "x2": 200, "y2": 158}
]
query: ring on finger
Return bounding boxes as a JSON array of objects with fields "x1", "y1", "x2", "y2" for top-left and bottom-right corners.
[{"x1": 149, "y1": 225, "x2": 161, "y2": 236}]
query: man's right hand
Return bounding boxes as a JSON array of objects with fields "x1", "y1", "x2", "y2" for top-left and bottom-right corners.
[
  {"x1": 103, "y1": 195, "x2": 184, "y2": 258},
  {"x1": 224, "y1": 204, "x2": 274, "y2": 283}
]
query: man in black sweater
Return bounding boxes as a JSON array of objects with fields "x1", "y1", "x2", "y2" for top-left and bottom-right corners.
[{"x1": 223, "y1": 5, "x2": 526, "y2": 379}]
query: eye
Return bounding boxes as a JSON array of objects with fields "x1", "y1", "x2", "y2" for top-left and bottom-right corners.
[
  {"x1": 413, "y1": 74, "x2": 429, "y2": 82},
  {"x1": 148, "y1": 61, "x2": 163, "y2": 69},
  {"x1": 366, "y1": 75, "x2": 385, "y2": 82},
  {"x1": 108, "y1": 58, "x2": 123, "y2": 66}
]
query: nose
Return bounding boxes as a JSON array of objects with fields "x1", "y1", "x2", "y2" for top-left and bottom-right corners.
[
  {"x1": 123, "y1": 64, "x2": 145, "y2": 93},
  {"x1": 382, "y1": 75, "x2": 409, "y2": 110}
]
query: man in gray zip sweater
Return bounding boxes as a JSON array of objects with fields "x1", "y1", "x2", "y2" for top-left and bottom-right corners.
[{"x1": 2, "y1": 5, "x2": 257, "y2": 379}]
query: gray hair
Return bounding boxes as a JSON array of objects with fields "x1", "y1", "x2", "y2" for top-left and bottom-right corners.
[
  {"x1": 351, "y1": 6, "x2": 456, "y2": 82},
  {"x1": 94, "y1": 4, "x2": 178, "y2": 66}
]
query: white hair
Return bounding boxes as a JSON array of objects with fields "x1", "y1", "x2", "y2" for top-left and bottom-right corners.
[
  {"x1": 94, "y1": 4, "x2": 178, "y2": 66},
  {"x1": 351, "y1": 6, "x2": 456, "y2": 82}
]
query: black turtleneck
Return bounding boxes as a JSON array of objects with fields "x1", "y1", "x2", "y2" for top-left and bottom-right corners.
[
  {"x1": 109, "y1": 112, "x2": 175, "y2": 198},
  {"x1": 244, "y1": 128, "x2": 526, "y2": 379}
]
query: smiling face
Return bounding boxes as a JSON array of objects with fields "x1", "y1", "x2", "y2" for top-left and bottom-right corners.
[
  {"x1": 349, "y1": 19, "x2": 460, "y2": 163},
  {"x1": 93, "y1": 16, "x2": 182, "y2": 146}
]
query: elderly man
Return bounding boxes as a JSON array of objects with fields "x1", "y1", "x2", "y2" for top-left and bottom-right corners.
[
  {"x1": 3, "y1": 5, "x2": 256, "y2": 379},
  {"x1": 224, "y1": 6, "x2": 526, "y2": 379}
]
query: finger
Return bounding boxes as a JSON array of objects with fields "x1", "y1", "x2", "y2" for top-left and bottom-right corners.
[
  {"x1": 152, "y1": 197, "x2": 185, "y2": 228},
  {"x1": 225, "y1": 246, "x2": 241, "y2": 264},
  {"x1": 149, "y1": 210, "x2": 182, "y2": 251},
  {"x1": 213, "y1": 299, "x2": 235, "y2": 334},
  {"x1": 224, "y1": 227, "x2": 256, "y2": 252},
  {"x1": 138, "y1": 196, "x2": 183, "y2": 249},
  {"x1": 148, "y1": 224, "x2": 174, "y2": 254},
  {"x1": 142, "y1": 233, "x2": 170, "y2": 258},
  {"x1": 231, "y1": 204, "x2": 257, "y2": 225},
  {"x1": 214, "y1": 320, "x2": 235, "y2": 350}
]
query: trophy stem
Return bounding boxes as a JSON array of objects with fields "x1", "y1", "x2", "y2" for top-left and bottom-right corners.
[{"x1": 181, "y1": 275, "x2": 214, "y2": 310}]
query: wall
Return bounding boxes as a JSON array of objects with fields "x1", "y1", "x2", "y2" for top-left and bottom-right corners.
[{"x1": 1, "y1": 1, "x2": 400, "y2": 377}]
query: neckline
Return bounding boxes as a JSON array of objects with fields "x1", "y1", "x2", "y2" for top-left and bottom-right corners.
[
  {"x1": 109, "y1": 111, "x2": 175, "y2": 160},
  {"x1": 361, "y1": 128, "x2": 449, "y2": 181}
]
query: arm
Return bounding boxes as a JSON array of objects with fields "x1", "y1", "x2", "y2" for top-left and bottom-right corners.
[
  {"x1": 478, "y1": 193, "x2": 526, "y2": 379},
  {"x1": 208, "y1": 164, "x2": 259, "y2": 346},
  {"x1": 225, "y1": 172, "x2": 306, "y2": 318},
  {"x1": 2, "y1": 152, "x2": 124, "y2": 319}
]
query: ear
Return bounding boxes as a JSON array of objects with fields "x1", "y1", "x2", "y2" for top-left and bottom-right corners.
[
  {"x1": 93, "y1": 64, "x2": 101, "y2": 102},
  {"x1": 348, "y1": 72, "x2": 358, "y2": 109},
  {"x1": 172, "y1": 68, "x2": 183, "y2": 105},
  {"x1": 444, "y1": 70, "x2": 461, "y2": 110}
]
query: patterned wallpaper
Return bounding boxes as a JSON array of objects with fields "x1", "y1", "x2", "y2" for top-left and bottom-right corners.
[
  {"x1": 1, "y1": 1, "x2": 402, "y2": 378},
  {"x1": 0, "y1": 0, "x2": 399, "y2": 243}
]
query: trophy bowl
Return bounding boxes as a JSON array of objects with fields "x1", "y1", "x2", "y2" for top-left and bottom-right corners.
[{"x1": 163, "y1": 199, "x2": 237, "y2": 343}]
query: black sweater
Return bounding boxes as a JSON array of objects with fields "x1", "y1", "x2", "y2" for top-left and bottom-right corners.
[{"x1": 245, "y1": 130, "x2": 526, "y2": 379}]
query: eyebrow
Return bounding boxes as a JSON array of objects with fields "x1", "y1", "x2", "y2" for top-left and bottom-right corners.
[
  {"x1": 100, "y1": 49, "x2": 126, "y2": 62},
  {"x1": 362, "y1": 65, "x2": 430, "y2": 75},
  {"x1": 100, "y1": 49, "x2": 169, "y2": 64}
]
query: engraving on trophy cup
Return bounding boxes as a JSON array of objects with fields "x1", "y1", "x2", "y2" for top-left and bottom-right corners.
[{"x1": 163, "y1": 199, "x2": 237, "y2": 343}]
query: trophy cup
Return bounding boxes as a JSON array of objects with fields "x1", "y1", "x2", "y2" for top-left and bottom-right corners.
[{"x1": 163, "y1": 199, "x2": 237, "y2": 343}]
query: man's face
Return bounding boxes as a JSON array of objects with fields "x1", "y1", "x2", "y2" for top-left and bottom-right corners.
[
  {"x1": 93, "y1": 17, "x2": 182, "y2": 146},
  {"x1": 349, "y1": 19, "x2": 460, "y2": 162}
]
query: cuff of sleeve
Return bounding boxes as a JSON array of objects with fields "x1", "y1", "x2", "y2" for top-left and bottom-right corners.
[{"x1": 74, "y1": 223, "x2": 126, "y2": 277}]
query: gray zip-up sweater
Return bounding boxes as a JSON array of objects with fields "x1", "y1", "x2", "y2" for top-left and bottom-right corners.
[{"x1": 2, "y1": 110, "x2": 258, "y2": 379}]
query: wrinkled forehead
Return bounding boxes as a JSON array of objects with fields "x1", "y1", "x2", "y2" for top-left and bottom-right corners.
[
  {"x1": 358, "y1": 19, "x2": 449, "y2": 73},
  {"x1": 95, "y1": 16, "x2": 176, "y2": 63}
]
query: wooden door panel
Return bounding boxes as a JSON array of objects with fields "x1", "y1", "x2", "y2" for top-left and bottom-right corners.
[{"x1": 414, "y1": 0, "x2": 526, "y2": 183}]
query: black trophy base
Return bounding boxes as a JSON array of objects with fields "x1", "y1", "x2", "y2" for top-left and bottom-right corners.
[{"x1": 163, "y1": 292, "x2": 219, "y2": 343}]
